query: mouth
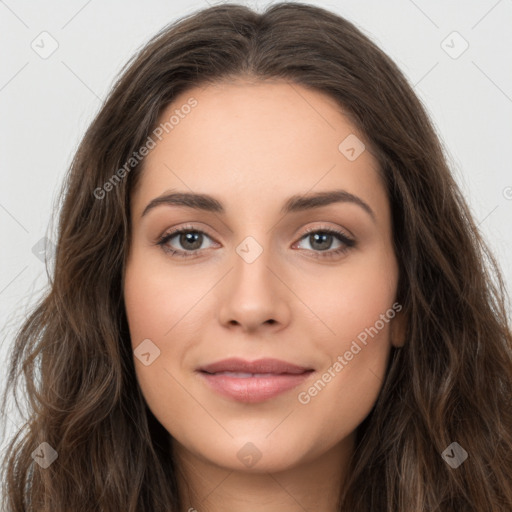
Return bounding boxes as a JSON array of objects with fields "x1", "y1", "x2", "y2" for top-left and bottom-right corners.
[{"x1": 197, "y1": 358, "x2": 315, "y2": 403}]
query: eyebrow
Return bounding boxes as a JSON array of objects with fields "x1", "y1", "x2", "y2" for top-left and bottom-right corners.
[{"x1": 140, "y1": 189, "x2": 376, "y2": 222}]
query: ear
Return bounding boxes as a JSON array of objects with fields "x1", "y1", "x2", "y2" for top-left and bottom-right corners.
[{"x1": 390, "y1": 309, "x2": 407, "y2": 348}]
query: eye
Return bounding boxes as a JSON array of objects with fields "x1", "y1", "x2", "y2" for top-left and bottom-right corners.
[
  {"x1": 156, "y1": 225, "x2": 218, "y2": 258},
  {"x1": 156, "y1": 225, "x2": 356, "y2": 259},
  {"x1": 293, "y1": 227, "x2": 356, "y2": 259}
]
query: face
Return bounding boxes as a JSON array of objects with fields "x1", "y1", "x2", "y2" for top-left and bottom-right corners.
[{"x1": 123, "y1": 79, "x2": 405, "y2": 475}]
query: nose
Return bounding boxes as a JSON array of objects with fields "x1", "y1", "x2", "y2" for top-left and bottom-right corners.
[{"x1": 217, "y1": 242, "x2": 291, "y2": 334}]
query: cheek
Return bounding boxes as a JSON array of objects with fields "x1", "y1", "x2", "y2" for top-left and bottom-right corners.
[
  {"x1": 297, "y1": 249, "x2": 398, "y2": 410},
  {"x1": 123, "y1": 252, "x2": 209, "y2": 343},
  {"x1": 123, "y1": 256, "x2": 199, "y2": 435},
  {"x1": 305, "y1": 248, "x2": 398, "y2": 351},
  {"x1": 295, "y1": 286, "x2": 396, "y2": 452},
  {"x1": 123, "y1": 251, "x2": 212, "y2": 408}
]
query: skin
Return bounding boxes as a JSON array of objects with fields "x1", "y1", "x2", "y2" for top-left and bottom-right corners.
[{"x1": 123, "y1": 78, "x2": 406, "y2": 512}]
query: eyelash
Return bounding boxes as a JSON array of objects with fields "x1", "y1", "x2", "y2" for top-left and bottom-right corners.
[{"x1": 155, "y1": 224, "x2": 356, "y2": 260}]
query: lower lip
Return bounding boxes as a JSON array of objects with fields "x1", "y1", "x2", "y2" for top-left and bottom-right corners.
[{"x1": 198, "y1": 371, "x2": 314, "y2": 403}]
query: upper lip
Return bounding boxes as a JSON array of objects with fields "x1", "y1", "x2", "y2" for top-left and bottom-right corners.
[{"x1": 199, "y1": 357, "x2": 313, "y2": 374}]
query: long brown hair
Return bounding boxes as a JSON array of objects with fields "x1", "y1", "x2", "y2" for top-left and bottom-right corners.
[{"x1": 2, "y1": 2, "x2": 511, "y2": 510}]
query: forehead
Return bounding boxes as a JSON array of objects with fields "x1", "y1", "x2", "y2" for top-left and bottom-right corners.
[{"x1": 131, "y1": 79, "x2": 387, "y2": 223}]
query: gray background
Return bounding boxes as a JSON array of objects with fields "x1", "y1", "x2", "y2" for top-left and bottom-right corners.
[{"x1": 1, "y1": 0, "x2": 511, "y2": 470}]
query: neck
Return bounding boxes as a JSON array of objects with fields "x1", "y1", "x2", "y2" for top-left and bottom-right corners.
[{"x1": 172, "y1": 432, "x2": 356, "y2": 512}]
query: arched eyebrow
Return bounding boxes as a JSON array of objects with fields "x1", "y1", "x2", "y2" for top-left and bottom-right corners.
[{"x1": 140, "y1": 189, "x2": 376, "y2": 223}]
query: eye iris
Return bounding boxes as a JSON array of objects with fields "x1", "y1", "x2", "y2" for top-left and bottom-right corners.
[
  {"x1": 180, "y1": 232, "x2": 202, "y2": 250},
  {"x1": 310, "y1": 232, "x2": 332, "y2": 251}
]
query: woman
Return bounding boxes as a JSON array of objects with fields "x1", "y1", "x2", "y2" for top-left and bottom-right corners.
[{"x1": 2, "y1": 2, "x2": 511, "y2": 511}]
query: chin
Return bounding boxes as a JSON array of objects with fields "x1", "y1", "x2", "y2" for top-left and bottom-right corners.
[{"x1": 177, "y1": 435, "x2": 312, "y2": 474}]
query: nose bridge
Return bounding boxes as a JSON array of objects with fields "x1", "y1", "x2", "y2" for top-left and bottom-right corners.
[
  {"x1": 232, "y1": 232, "x2": 278, "y2": 302},
  {"x1": 217, "y1": 231, "x2": 291, "y2": 331}
]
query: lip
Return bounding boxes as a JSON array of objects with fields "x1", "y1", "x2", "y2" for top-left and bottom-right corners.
[
  {"x1": 197, "y1": 357, "x2": 315, "y2": 403},
  {"x1": 199, "y1": 357, "x2": 312, "y2": 374}
]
